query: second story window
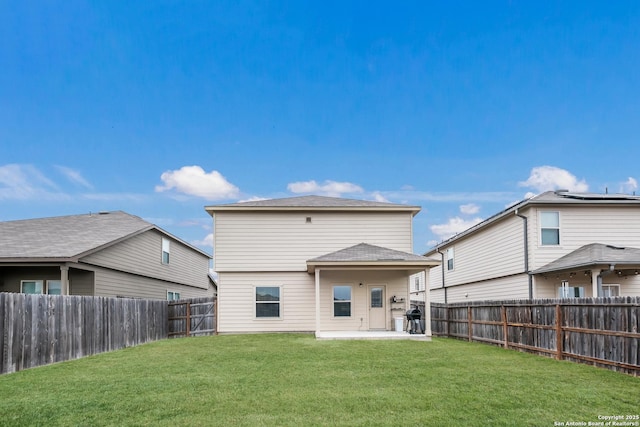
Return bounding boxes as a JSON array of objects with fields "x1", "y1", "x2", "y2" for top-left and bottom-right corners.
[
  {"x1": 446, "y1": 248, "x2": 454, "y2": 271},
  {"x1": 540, "y1": 212, "x2": 560, "y2": 245},
  {"x1": 162, "y1": 238, "x2": 170, "y2": 264}
]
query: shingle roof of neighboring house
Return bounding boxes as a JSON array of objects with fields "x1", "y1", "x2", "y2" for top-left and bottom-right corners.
[
  {"x1": 426, "y1": 190, "x2": 640, "y2": 254},
  {"x1": 0, "y1": 211, "x2": 210, "y2": 261},
  {"x1": 532, "y1": 243, "x2": 640, "y2": 275},
  {"x1": 205, "y1": 195, "x2": 421, "y2": 214},
  {"x1": 306, "y1": 243, "x2": 440, "y2": 273}
]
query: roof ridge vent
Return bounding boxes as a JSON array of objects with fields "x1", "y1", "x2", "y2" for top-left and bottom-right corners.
[
  {"x1": 605, "y1": 245, "x2": 625, "y2": 250},
  {"x1": 554, "y1": 189, "x2": 569, "y2": 195}
]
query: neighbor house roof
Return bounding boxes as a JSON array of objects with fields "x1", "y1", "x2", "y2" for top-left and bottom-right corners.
[
  {"x1": 532, "y1": 243, "x2": 640, "y2": 275},
  {"x1": 306, "y1": 243, "x2": 440, "y2": 273},
  {"x1": 425, "y1": 190, "x2": 640, "y2": 254},
  {"x1": 0, "y1": 211, "x2": 210, "y2": 262},
  {"x1": 205, "y1": 195, "x2": 421, "y2": 215}
]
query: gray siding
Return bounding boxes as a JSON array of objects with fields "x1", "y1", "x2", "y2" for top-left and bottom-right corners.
[
  {"x1": 93, "y1": 266, "x2": 213, "y2": 300},
  {"x1": 82, "y1": 229, "x2": 210, "y2": 289}
]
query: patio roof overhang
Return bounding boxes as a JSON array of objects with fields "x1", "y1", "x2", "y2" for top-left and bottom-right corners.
[
  {"x1": 306, "y1": 242, "x2": 440, "y2": 273},
  {"x1": 532, "y1": 243, "x2": 640, "y2": 276}
]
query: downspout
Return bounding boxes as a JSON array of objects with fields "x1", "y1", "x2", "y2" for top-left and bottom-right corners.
[
  {"x1": 596, "y1": 264, "x2": 615, "y2": 298},
  {"x1": 514, "y1": 210, "x2": 532, "y2": 299},
  {"x1": 436, "y1": 248, "x2": 447, "y2": 304}
]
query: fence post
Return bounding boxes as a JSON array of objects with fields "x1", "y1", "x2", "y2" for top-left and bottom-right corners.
[
  {"x1": 186, "y1": 302, "x2": 191, "y2": 337},
  {"x1": 501, "y1": 305, "x2": 508, "y2": 349},
  {"x1": 555, "y1": 304, "x2": 563, "y2": 361},
  {"x1": 467, "y1": 306, "x2": 472, "y2": 342}
]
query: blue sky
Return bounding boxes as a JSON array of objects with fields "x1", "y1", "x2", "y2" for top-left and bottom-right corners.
[{"x1": 1, "y1": 1, "x2": 639, "y2": 257}]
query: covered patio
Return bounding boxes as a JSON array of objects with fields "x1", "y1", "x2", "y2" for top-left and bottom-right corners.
[
  {"x1": 306, "y1": 243, "x2": 440, "y2": 340},
  {"x1": 532, "y1": 243, "x2": 640, "y2": 297}
]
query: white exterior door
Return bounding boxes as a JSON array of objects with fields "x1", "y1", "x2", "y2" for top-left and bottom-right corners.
[{"x1": 368, "y1": 285, "x2": 386, "y2": 330}]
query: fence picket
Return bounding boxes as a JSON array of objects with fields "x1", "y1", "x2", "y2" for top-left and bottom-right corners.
[{"x1": 425, "y1": 297, "x2": 640, "y2": 376}]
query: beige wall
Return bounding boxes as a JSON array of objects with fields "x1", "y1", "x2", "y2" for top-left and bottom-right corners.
[
  {"x1": 428, "y1": 203, "x2": 640, "y2": 302},
  {"x1": 213, "y1": 211, "x2": 414, "y2": 272},
  {"x1": 217, "y1": 269, "x2": 414, "y2": 333}
]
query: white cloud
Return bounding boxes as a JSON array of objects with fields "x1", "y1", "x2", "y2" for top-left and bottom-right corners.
[
  {"x1": 155, "y1": 166, "x2": 239, "y2": 200},
  {"x1": 192, "y1": 233, "x2": 213, "y2": 248},
  {"x1": 620, "y1": 177, "x2": 638, "y2": 194},
  {"x1": 55, "y1": 166, "x2": 93, "y2": 189},
  {"x1": 287, "y1": 180, "x2": 363, "y2": 197},
  {"x1": 459, "y1": 203, "x2": 480, "y2": 215},
  {"x1": 0, "y1": 164, "x2": 65, "y2": 200},
  {"x1": 371, "y1": 191, "x2": 390, "y2": 203},
  {"x1": 430, "y1": 217, "x2": 483, "y2": 241},
  {"x1": 519, "y1": 166, "x2": 588, "y2": 194}
]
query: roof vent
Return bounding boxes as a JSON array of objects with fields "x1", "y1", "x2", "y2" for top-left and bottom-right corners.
[
  {"x1": 554, "y1": 189, "x2": 569, "y2": 195},
  {"x1": 98, "y1": 211, "x2": 110, "y2": 215}
]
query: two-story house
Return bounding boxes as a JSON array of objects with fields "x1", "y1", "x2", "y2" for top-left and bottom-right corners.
[
  {"x1": 424, "y1": 190, "x2": 640, "y2": 303},
  {"x1": 205, "y1": 195, "x2": 439, "y2": 337},
  {"x1": 0, "y1": 211, "x2": 213, "y2": 300}
]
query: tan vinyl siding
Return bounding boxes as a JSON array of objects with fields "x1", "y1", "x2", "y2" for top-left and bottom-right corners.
[
  {"x1": 443, "y1": 274, "x2": 530, "y2": 303},
  {"x1": 82, "y1": 230, "x2": 210, "y2": 289},
  {"x1": 93, "y1": 266, "x2": 213, "y2": 299},
  {"x1": 529, "y1": 205, "x2": 640, "y2": 270},
  {"x1": 318, "y1": 270, "x2": 410, "y2": 332},
  {"x1": 214, "y1": 211, "x2": 414, "y2": 272},
  {"x1": 428, "y1": 215, "x2": 525, "y2": 289},
  {"x1": 217, "y1": 272, "x2": 316, "y2": 333}
]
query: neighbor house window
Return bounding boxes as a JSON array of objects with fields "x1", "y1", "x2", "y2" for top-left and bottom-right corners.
[
  {"x1": 21, "y1": 280, "x2": 44, "y2": 294},
  {"x1": 162, "y1": 238, "x2": 170, "y2": 264},
  {"x1": 446, "y1": 248, "x2": 454, "y2": 271},
  {"x1": 558, "y1": 285, "x2": 585, "y2": 298},
  {"x1": 47, "y1": 280, "x2": 62, "y2": 295},
  {"x1": 601, "y1": 285, "x2": 620, "y2": 297},
  {"x1": 167, "y1": 291, "x2": 181, "y2": 300},
  {"x1": 540, "y1": 212, "x2": 560, "y2": 245},
  {"x1": 333, "y1": 285, "x2": 352, "y2": 317},
  {"x1": 256, "y1": 286, "x2": 280, "y2": 318},
  {"x1": 414, "y1": 276, "x2": 420, "y2": 291}
]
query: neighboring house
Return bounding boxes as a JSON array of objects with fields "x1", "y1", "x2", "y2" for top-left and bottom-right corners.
[
  {"x1": 0, "y1": 211, "x2": 213, "y2": 300},
  {"x1": 205, "y1": 195, "x2": 439, "y2": 336},
  {"x1": 423, "y1": 190, "x2": 640, "y2": 303}
]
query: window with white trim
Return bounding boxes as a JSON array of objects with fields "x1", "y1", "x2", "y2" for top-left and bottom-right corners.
[
  {"x1": 446, "y1": 248, "x2": 454, "y2": 271},
  {"x1": 162, "y1": 238, "x2": 170, "y2": 264},
  {"x1": 256, "y1": 286, "x2": 280, "y2": 318},
  {"x1": 601, "y1": 284, "x2": 620, "y2": 297},
  {"x1": 21, "y1": 280, "x2": 44, "y2": 294},
  {"x1": 414, "y1": 276, "x2": 420, "y2": 291},
  {"x1": 47, "y1": 280, "x2": 62, "y2": 295},
  {"x1": 333, "y1": 285, "x2": 352, "y2": 317},
  {"x1": 167, "y1": 291, "x2": 181, "y2": 300},
  {"x1": 540, "y1": 212, "x2": 560, "y2": 245},
  {"x1": 557, "y1": 285, "x2": 585, "y2": 298}
]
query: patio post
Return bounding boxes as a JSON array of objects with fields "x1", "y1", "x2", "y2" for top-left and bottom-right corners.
[
  {"x1": 423, "y1": 268, "x2": 432, "y2": 337},
  {"x1": 60, "y1": 265, "x2": 69, "y2": 295},
  {"x1": 315, "y1": 268, "x2": 321, "y2": 335}
]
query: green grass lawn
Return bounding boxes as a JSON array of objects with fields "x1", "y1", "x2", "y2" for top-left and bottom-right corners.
[{"x1": 0, "y1": 334, "x2": 638, "y2": 426}]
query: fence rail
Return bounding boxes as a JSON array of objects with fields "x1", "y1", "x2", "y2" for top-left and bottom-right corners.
[
  {"x1": 1, "y1": 292, "x2": 170, "y2": 375},
  {"x1": 421, "y1": 297, "x2": 640, "y2": 376}
]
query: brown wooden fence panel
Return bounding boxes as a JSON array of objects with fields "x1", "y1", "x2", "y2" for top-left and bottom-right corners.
[
  {"x1": 168, "y1": 297, "x2": 216, "y2": 338},
  {"x1": 425, "y1": 297, "x2": 640, "y2": 376},
  {"x1": 0, "y1": 293, "x2": 168, "y2": 375}
]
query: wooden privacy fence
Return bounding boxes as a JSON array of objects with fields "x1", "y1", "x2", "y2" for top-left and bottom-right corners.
[
  {"x1": 422, "y1": 297, "x2": 640, "y2": 376},
  {"x1": 168, "y1": 297, "x2": 216, "y2": 338},
  {"x1": 0, "y1": 292, "x2": 168, "y2": 375}
]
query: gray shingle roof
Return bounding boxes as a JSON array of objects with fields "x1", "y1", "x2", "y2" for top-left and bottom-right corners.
[
  {"x1": 0, "y1": 211, "x2": 154, "y2": 259},
  {"x1": 532, "y1": 243, "x2": 640, "y2": 274},
  {"x1": 206, "y1": 195, "x2": 420, "y2": 211},
  {"x1": 308, "y1": 243, "x2": 434, "y2": 263}
]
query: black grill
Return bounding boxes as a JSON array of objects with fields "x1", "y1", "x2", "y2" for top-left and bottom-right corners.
[{"x1": 405, "y1": 308, "x2": 423, "y2": 334}]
